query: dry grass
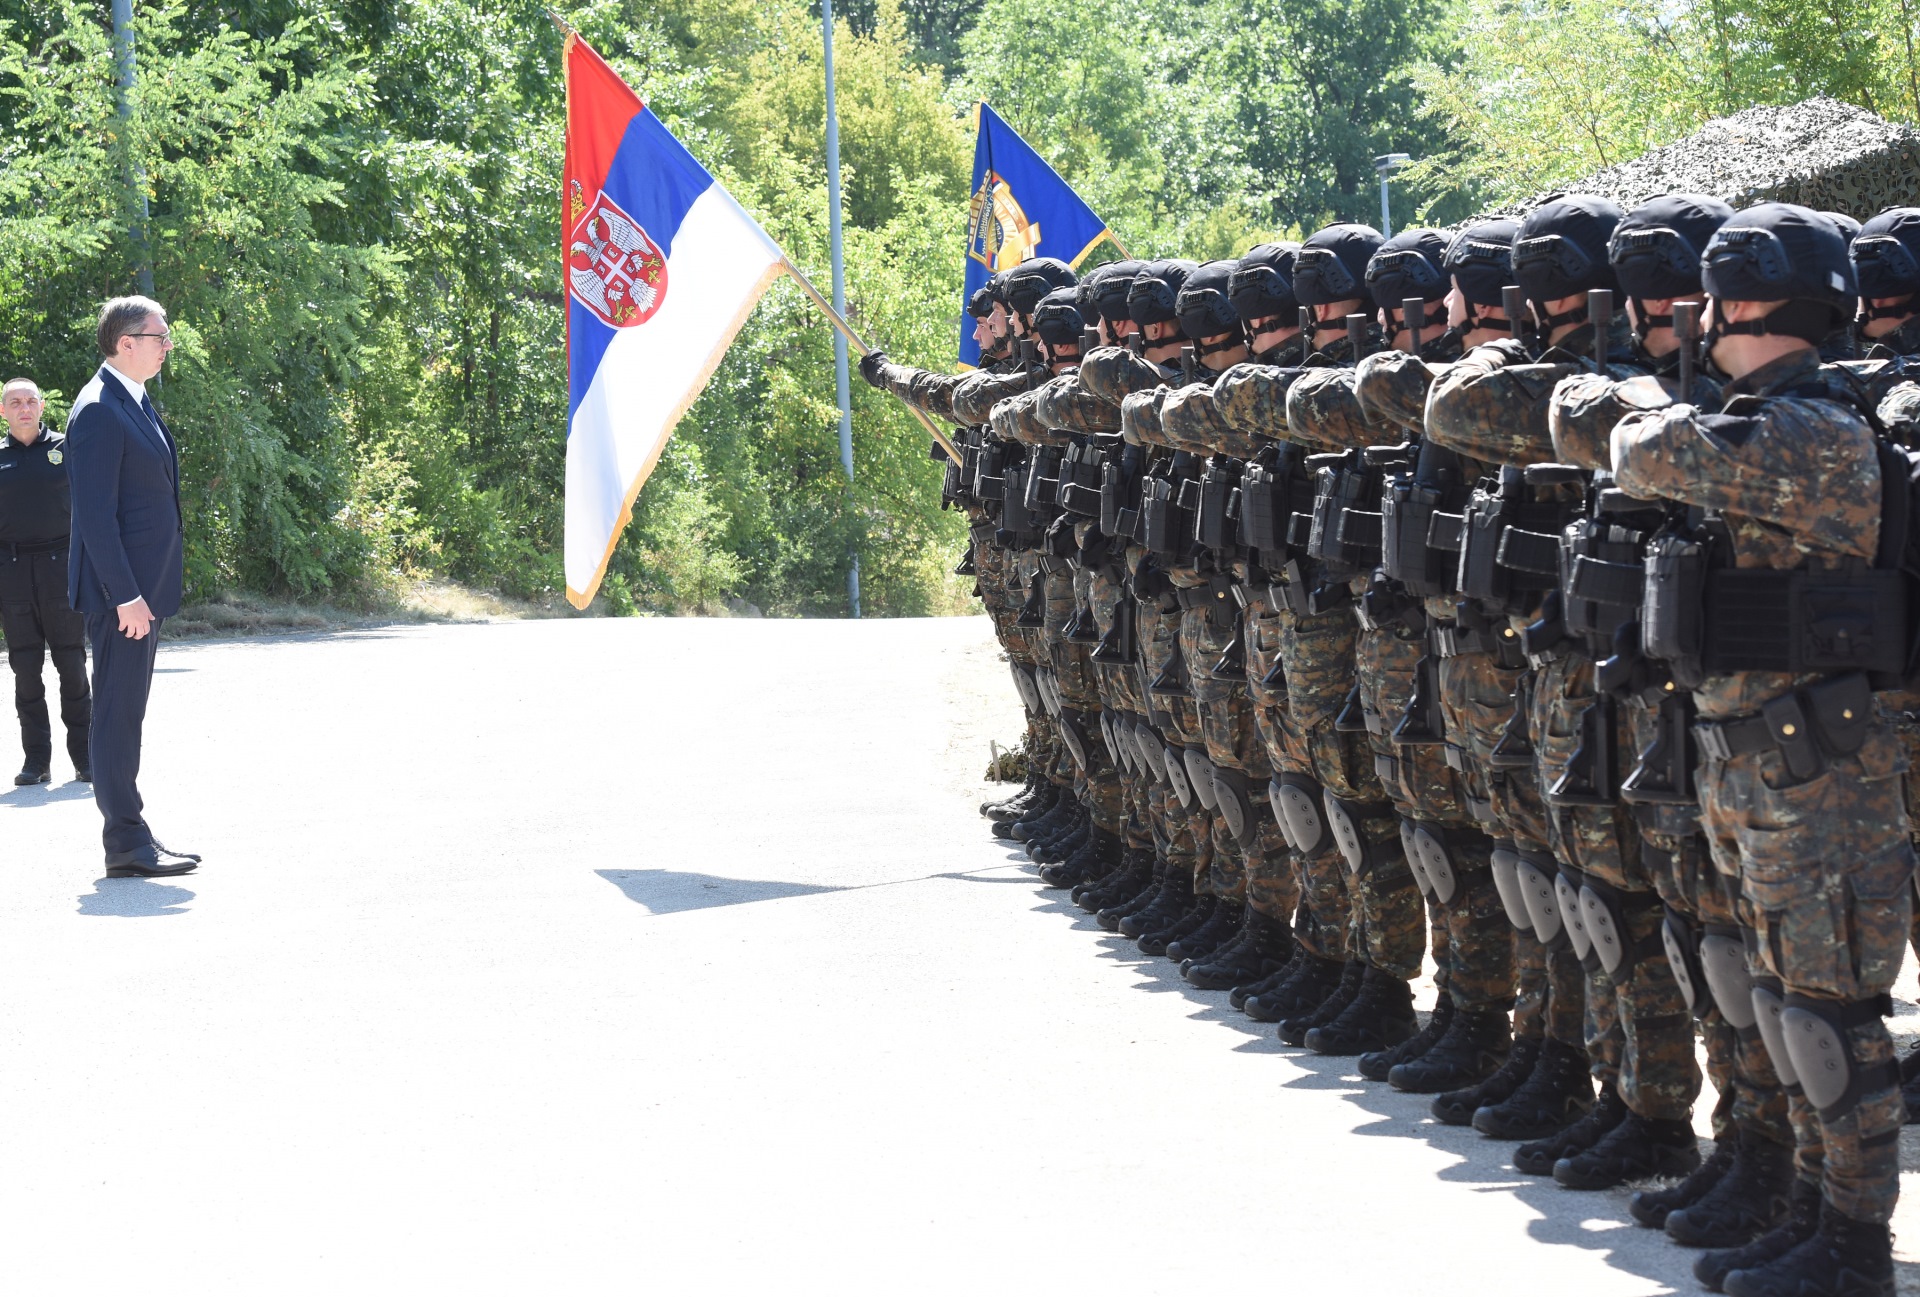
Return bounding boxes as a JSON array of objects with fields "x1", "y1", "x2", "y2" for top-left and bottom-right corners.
[{"x1": 162, "y1": 580, "x2": 581, "y2": 640}]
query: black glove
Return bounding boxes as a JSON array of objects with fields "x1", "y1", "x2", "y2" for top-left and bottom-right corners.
[{"x1": 857, "y1": 349, "x2": 889, "y2": 387}]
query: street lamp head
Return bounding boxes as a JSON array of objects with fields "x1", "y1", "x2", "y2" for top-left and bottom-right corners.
[{"x1": 1375, "y1": 153, "x2": 1412, "y2": 177}]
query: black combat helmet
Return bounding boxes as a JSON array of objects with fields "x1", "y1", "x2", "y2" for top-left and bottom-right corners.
[
  {"x1": 1089, "y1": 260, "x2": 1145, "y2": 326},
  {"x1": 1608, "y1": 193, "x2": 1734, "y2": 344},
  {"x1": 966, "y1": 282, "x2": 999, "y2": 318},
  {"x1": 1365, "y1": 229, "x2": 1450, "y2": 335},
  {"x1": 1032, "y1": 286, "x2": 1085, "y2": 355},
  {"x1": 1293, "y1": 223, "x2": 1386, "y2": 307},
  {"x1": 1513, "y1": 195, "x2": 1622, "y2": 329},
  {"x1": 1443, "y1": 219, "x2": 1518, "y2": 333},
  {"x1": 1004, "y1": 257, "x2": 1078, "y2": 321},
  {"x1": 1175, "y1": 260, "x2": 1242, "y2": 348},
  {"x1": 1702, "y1": 202, "x2": 1858, "y2": 343},
  {"x1": 1127, "y1": 259, "x2": 1200, "y2": 329},
  {"x1": 1822, "y1": 211, "x2": 1863, "y2": 243},
  {"x1": 1852, "y1": 208, "x2": 1920, "y2": 315},
  {"x1": 1228, "y1": 243, "x2": 1300, "y2": 325}
]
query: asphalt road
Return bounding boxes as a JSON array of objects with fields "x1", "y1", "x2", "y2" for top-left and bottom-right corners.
[{"x1": 2, "y1": 615, "x2": 1915, "y2": 1295}]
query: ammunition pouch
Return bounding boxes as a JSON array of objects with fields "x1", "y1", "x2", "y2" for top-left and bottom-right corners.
[
  {"x1": 1195, "y1": 457, "x2": 1244, "y2": 552},
  {"x1": 1701, "y1": 566, "x2": 1908, "y2": 678},
  {"x1": 1140, "y1": 456, "x2": 1198, "y2": 561},
  {"x1": 1561, "y1": 499, "x2": 1659, "y2": 654},
  {"x1": 1780, "y1": 993, "x2": 1899, "y2": 1122},
  {"x1": 1100, "y1": 442, "x2": 1143, "y2": 539},
  {"x1": 1059, "y1": 439, "x2": 1106, "y2": 517},
  {"x1": 1381, "y1": 442, "x2": 1463, "y2": 596},
  {"x1": 1163, "y1": 744, "x2": 1197, "y2": 809},
  {"x1": 1691, "y1": 672, "x2": 1875, "y2": 782},
  {"x1": 1490, "y1": 846, "x2": 1533, "y2": 933},
  {"x1": 1305, "y1": 450, "x2": 1385, "y2": 579},
  {"x1": 1270, "y1": 774, "x2": 1335, "y2": 858},
  {"x1": 1457, "y1": 470, "x2": 1575, "y2": 615},
  {"x1": 974, "y1": 439, "x2": 1009, "y2": 502},
  {"x1": 1025, "y1": 447, "x2": 1064, "y2": 521},
  {"x1": 1212, "y1": 764, "x2": 1258, "y2": 848},
  {"x1": 1642, "y1": 531, "x2": 1708, "y2": 688},
  {"x1": 1516, "y1": 852, "x2": 1564, "y2": 946},
  {"x1": 1576, "y1": 875, "x2": 1660, "y2": 978},
  {"x1": 1239, "y1": 444, "x2": 1316, "y2": 572},
  {"x1": 998, "y1": 462, "x2": 1036, "y2": 547}
]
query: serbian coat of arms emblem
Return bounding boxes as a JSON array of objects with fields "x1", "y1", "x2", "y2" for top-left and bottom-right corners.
[
  {"x1": 967, "y1": 171, "x2": 1042, "y2": 273},
  {"x1": 568, "y1": 180, "x2": 669, "y2": 328}
]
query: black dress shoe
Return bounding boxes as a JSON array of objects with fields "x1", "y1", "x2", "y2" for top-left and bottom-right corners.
[
  {"x1": 74, "y1": 768, "x2": 92, "y2": 784},
  {"x1": 14, "y1": 766, "x2": 50, "y2": 786},
  {"x1": 105, "y1": 840, "x2": 202, "y2": 878}
]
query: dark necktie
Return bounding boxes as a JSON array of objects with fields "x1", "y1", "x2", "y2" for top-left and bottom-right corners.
[{"x1": 140, "y1": 393, "x2": 171, "y2": 453}]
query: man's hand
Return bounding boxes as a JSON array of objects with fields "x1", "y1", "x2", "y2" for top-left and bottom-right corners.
[
  {"x1": 857, "y1": 350, "x2": 889, "y2": 388},
  {"x1": 117, "y1": 596, "x2": 154, "y2": 640}
]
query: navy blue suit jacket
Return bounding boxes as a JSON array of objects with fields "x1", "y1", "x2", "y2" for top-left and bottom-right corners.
[{"x1": 63, "y1": 366, "x2": 185, "y2": 618}]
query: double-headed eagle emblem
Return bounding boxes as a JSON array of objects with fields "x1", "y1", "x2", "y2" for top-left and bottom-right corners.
[{"x1": 568, "y1": 180, "x2": 669, "y2": 328}]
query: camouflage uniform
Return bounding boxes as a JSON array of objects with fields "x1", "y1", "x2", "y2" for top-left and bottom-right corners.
[
  {"x1": 1613, "y1": 349, "x2": 1914, "y2": 1224},
  {"x1": 1428, "y1": 316, "x2": 1700, "y2": 1127},
  {"x1": 1217, "y1": 332, "x2": 1424, "y2": 980}
]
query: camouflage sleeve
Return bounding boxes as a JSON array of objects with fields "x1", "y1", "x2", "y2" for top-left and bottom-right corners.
[
  {"x1": 1081, "y1": 346, "x2": 1168, "y2": 405},
  {"x1": 1121, "y1": 386, "x2": 1172, "y2": 448},
  {"x1": 1161, "y1": 381, "x2": 1251, "y2": 456},
  {"x1": 1034, "y1": 371, "x2": 1122, "y2": 434},
  {"x1": 1354, "y1": 351, "x2": 1444, "y2": 431},
  {"x1": 953, "y1": 369, "x2": 1033, "y2": 426},
  {"x1": 991, "y1": 388, "x2": 1064, "y2": 446},
  {"x1": 1214, "y1": 362, "x2": 1299, "y2": 439},
  {"x1": 1831, "y1": 356, "x2": 1920, "y2": 412},
  {"x1": 1425, "y1": 340, "x2": 1577, "y2": 464},
  {"x1": 1879, "y1": 380, "x2": 1920, "y2": 444},
  {"x1": 1549, "y1": 373, "x2": 1687, "y2": 470},
  {"x1": 1284, "y1": 365, "x2": 1381, "y2": 452},
  {"x1": 903, "y1": 369, "x2": 968, "y2": 423},
  {"x1": 1611, "y1": 397, "x2": 1882, "y2": 560}
]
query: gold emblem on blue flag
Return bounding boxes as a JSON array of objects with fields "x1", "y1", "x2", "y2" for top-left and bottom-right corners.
[{"x1": 967, "y1": 170, "x2": 1041, "y2": 272}]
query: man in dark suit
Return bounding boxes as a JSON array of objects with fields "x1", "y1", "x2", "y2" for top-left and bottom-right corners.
[{"x1": 64, "y1": 296, "x2": 198, "y2": 878}]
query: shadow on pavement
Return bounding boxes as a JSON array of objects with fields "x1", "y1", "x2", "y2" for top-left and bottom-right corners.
[
  {"x1": 598, "y1": 868, "x2": 846, "y2": 914},
  {"x1": 76, "y1": 879, "x2": 195, "y2": 917},
  {"x1": 0, "y1": 780, "x2": 95, "y2": 808}
]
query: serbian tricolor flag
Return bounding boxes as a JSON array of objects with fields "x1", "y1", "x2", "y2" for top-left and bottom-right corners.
[{"x1": 562, "y1": 34, "x2": 786, "y2": 608}]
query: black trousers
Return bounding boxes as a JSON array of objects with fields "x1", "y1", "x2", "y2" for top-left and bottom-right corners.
[
  {"x1": 0, "y1": 547, "x2": 90, "y2": 771},
  {"x1": 85, "y1": 611, "x2": 161, "y2": 854}
]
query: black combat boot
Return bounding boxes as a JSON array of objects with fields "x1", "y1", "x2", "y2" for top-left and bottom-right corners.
[
  {"x1": 992, "y1": 783, "x2": 1056, "y2": 839},
  {"x1": 1389, "y1": 1007, "x2": 1512, "y2": 1093},
  {"x1": 1189, "y1": 909, "x2": 1291, "y2": 990},
  {"x1": 1304, "y1": 966, "x2": 1418, "y2": 1055},
  {"x1": 1722, "y1": 1202, "x2": 1894, "y2": 1297},
  {"x1": 1041, "y1": 825, "x2": 1119, "y2": 888},
  {"x1": 1182, "y1": 902, "x2": 1259, "y2": 978},
  {"x1": 1230, "y1": 962, "x2": 1291, "y2": 1012},
  {"x1": 982, "y1": 773, "x2": 1045, "y2": 818},
  {"x1": 1512, "y1": 1081, "x2": 1625, "y2": 1175},
  {"x1": 1167, "y1": 897, "x2": 1241, "y2": 963},
  {"x1": 1028, "y1": 809, "x2": 1087, "y2": 864},
  {"x1": 1077, "y1": 847, "x2": 1150, "y2": 911},
  {"x1": 1552, "y1": 1110, "x2": 1701, "y2": 1189},
  {"x1": 1631, "y1": 1133, "x2": 1734, "y2": 1229},
  {"x1": 1432, "y1": 1035, "x2": 1540, "y2": 1126},
  {"x1": 1473, "y1": 1036, "x2": 1594, "y2": 1140},
  {"x1": 1120, "y1": 867, "x2": 1193, "y2": 940},
  {"x1": 1359, "y1": 994, "x2": 1455, "y2": 1082},
  {"x1": 1009, "y1": 788, "x2": 1072, "y2": 842},
  {"x1": 1278, "y1": 959, "x2": 1366, "y2": 1046},
  {"x1": 1665, "y1": 1129, "x2": 1794, "y2": 1248},
  {"x1": 1099, "y1": 853, "x2": 1172, "y2": 931},
  {"x1": 1695, "y1": 1180, "x2": 1821, "y2": 1293},
  {"x1": 1246, "y1": 952, "x2": 1344, "y2": 1022},
  {"x1": 1139, "y1": 892, "x2": 1215, "y2": 957}
]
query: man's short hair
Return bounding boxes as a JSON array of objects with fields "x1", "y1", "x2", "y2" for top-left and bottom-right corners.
[
  {"x1": 96, "y1": 296, "x2": 166, "y2": 359},
  {"x1": 2, "y1": 377, "x2": 40, "y2": 399}
]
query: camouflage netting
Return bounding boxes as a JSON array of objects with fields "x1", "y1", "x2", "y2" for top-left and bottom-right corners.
[{"x1": 1495, "y1": 97, "x2": 1920, "y2": 221}]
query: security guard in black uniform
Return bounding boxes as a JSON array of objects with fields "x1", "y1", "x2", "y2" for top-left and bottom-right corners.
[{"x1": 0, "y1": 378, "x2": 91, "y2": 785}]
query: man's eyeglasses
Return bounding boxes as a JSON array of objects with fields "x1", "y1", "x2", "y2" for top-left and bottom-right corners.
[{"x1": 126, "y1": 331, "x2": 173, "y2": 342}]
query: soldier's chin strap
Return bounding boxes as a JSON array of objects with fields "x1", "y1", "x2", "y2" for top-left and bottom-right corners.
[
  {"x1": 1532, "y1": 297, "x2": 1590, "y2": 333},
  {"x1": 1195, "y1": 335, "x2": 1242, "y2": 362},
  {"x1": 1708, "y1": 299, "x2": 1832, "y2": 344},
  {"x1": 1460, "y1": 302, "x2": 1510, "y2": 334},
  {"x1": 1629, "y1": 297, "x2": 1671, "y2": 351}
]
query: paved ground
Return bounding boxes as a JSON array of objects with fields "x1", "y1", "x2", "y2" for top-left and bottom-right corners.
[{"x1": 3, "y1": 614, "x2": 1917, "y2": 1295}]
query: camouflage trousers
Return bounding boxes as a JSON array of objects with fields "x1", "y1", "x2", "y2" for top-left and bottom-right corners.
[
  {"x1": 1534, "y1": 652, "x2": 1694, "y2": 1120},
  {"x1": 1434, "y1": 642, "x2": 1562, "y2": 1039},
  {"x1": 1136, "y1": 593, "x2": 1210, "y2": 886},
  {"x1": 1245, "y1": 587, "x2": 1349, "y2": 957},
  {"x1": 1044, "y1": 565, "x2": 1122, "y2": 835},
  {"x1": 1699, "y1": 711, "x2": 1913, "y2": 1224},
  {"x1": 1087, "y1": 560, "x2": 1156, "y2": 852},
  {"x1": 972, "y1": 530, "x2": 1062, "y2": 792},
  {"x1": 1641, "y1": 823, "x2": 1792, "y2": 1148},
  {"x1": 1277, "y1": 592, "x2": 1421, "y2": 979}
]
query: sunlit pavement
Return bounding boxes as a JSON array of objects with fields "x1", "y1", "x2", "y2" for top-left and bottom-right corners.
[{"x1": 2, "y1": 615, "x2": 1915, "y2": 1295}]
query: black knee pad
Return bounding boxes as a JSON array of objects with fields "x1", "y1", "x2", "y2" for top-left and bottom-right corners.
[
  {"x1": 1269, "y1": 773, "x2": 1333, "y2": 858},
  {"x1": 1779, "y1": 992, "x2": 1898, "y2": 1123}
]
